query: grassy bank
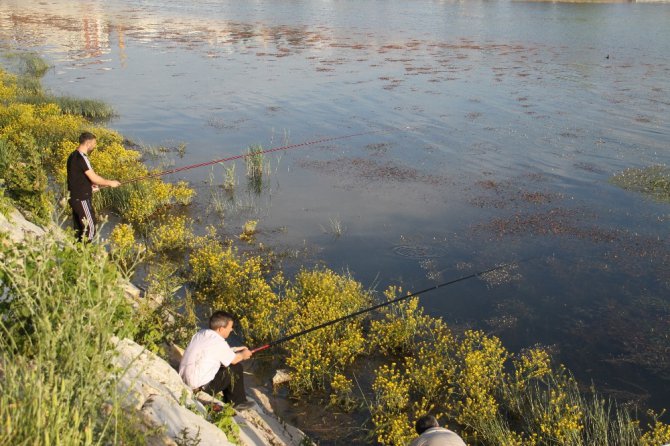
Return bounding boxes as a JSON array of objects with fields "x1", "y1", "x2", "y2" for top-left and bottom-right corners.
[{"x1": 0, "y1": 226, "x2": 147, "y2": 444}]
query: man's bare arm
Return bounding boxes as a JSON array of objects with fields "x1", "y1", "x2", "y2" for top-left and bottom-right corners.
[{"x1": 84, "y1": 169, "x2": 120, "y2": 188}]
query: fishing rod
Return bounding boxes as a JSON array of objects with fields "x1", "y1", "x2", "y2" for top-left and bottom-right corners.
[
  {"x1": 250, "y1": 261, "x2": 520, "y2": 354},
  {"x1": 116, "y1": 128, "x2": 402, "y2": 186}
]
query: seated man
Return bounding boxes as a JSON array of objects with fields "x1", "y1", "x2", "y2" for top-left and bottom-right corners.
[
  {"x1": 409, "y1": 415, "x2": 466, "y2": 446},
  {"x1": 179, "y1": 311, "x2": 254, "y2": 409}
]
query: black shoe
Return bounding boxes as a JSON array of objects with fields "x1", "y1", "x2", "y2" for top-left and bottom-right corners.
[{"x1": 234, "y1": 400, "x2": 256, "y2": 411}]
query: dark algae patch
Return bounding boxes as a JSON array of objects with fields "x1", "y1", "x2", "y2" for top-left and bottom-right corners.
[{"x1": 298, "y1": 156, "x2": 449, "y2": 186}]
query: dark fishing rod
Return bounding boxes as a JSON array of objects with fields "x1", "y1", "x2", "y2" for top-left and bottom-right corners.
[
  {"x1": 250, "y1": 261, "x2": 519, "y2": 354},
  {"x1": 116, "y1": 128, "x2": 402, "y2": 186}
]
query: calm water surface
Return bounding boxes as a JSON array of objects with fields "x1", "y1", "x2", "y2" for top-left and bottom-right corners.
[{"x1": 2, "y1": 0, "x2": 669, "y2": 438}]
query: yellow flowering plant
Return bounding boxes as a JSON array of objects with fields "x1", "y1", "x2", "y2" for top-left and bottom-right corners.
[
  {"x1": 640, "y1": 412, "x2": 670, "y2": 446},
  {"x1": 371, "y1": 363, "x2": 413, "y2": 445},
  {"x1": 148, "y1": 215, "x2": 193, "y2": 253},
  {"x1": 239, "y1": 219, "x2": 258, "y2": 242},
  {"x1": 109, "y1": 223, "x2": 145, "y2": 279},
  {"x1": 281, "y1": 268, "x2": 369, "y2": 393},
  {"x1": 368, "y1": 286, "x2": 431, "y2": 356},
  {"x1": 329, "y1": 372, "x2": 358, "y2": 412},
  {"x1": 188, "y1": 234, "x2": 283, "y2": 344}
]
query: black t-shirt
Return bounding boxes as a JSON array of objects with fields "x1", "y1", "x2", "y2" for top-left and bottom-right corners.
[{"x1": 67, "y1": 150, "x2": 93, "y2": 200}]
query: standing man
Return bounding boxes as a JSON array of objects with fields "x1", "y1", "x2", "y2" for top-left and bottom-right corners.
[
  {"x1": 409, "y1": 415, "x2": 466, "y2": 446},
  {"x1": 66, "y1": 132, "x2": 120, "y2": 241},
  {"x1": 179, "y1": 311, "x2": 255, "y2": 410}
]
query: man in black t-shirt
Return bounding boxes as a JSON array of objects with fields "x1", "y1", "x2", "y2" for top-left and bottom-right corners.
[{"x1": 66, "y1": 132, "x2": 120, "y2": 241}]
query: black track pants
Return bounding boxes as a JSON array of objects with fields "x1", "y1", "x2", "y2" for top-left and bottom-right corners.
[
  {"x1": 69, "y1": 198, "x2": 96, "y2": 242},
  {"x1": 202, "y1": 363, "x2": 248, "y2": 405}
]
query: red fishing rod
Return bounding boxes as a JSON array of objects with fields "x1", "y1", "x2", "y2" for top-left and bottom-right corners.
[
  {"x1": 250, "y1": 261, "x2": 521, "y2": 354},
  {"x1": 117, "y1": 128, "x2": 401, "y2": 186}
]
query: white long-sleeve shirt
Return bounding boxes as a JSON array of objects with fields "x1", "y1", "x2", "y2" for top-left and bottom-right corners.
[
  {"x1": 409, "y1": 427, "x2": 466, "y2": 446},
  {"x1": 179, "y1": 329, "x2": 236, "y2": 389}
]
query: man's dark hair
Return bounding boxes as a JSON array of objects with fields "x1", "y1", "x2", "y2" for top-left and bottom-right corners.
[
  {"x1": 209, "y1": 311, "x2": 235, "y2": 330},
  {"x1": 415, "y1": 415, "x2": 439, "y2": 435},
  {"x1": 79, "y1": 132, "x2": 97, "y2": 144}
]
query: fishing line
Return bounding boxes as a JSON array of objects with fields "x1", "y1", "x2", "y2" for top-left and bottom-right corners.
[
  {"x1": 250, "y1": 261, "x2": 523, "y2": 354},
  {"x1": 115, "y1": 127, "x2": 405, "y2": 186}
]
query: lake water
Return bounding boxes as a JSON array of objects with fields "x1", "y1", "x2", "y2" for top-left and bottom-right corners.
[{"x1": 2, "y1": 0, "x2": 669, "y2": 436}]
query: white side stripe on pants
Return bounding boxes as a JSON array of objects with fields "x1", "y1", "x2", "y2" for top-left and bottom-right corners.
[{"x1": 81, "y1": 200, "x2": 95, "y2": 240}]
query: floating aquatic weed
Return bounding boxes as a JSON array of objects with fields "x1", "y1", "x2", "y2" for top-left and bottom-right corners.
[
  {"x1": 392, "y1": 244, "x2": 447, "y2": 260},
  {"x1": 419, "y1": 259, "x2": 443, "y2": 281},
  {"x1": 495, "y1": 298, "x2": 535, "y2": 322},
  {"x1": 471, "y1": 174, "x2": 561, "y2": 210},
  {"x1": 479, "y1": 262, "x2": 521, "y2": 287},
  {"x1": 207, "y1": 117, "x2": 249, "y2": 130},
  {"x1": 485, "y1": 314, "x2": 519, "y2": 331},
  {"x1": 487, "y1": 299, "x2": 535, "y2": 332},
  {"x1": 610, "y1": 165, "x2": 670, "y2": 203},
  {"x1": 419, "y1": 258, "x2": 436, "y2": 270},
  {"x1": 456, "y1": 261, "x2": 473, "y2": 271},
  {"x1": 298, "y1": 157, "x2": 447, "y2": 186},
  {"x1": 600, "y1": 295, "x2": 670, "y2": 380},
  {"x1": 392, "y1": 235, "x2": 449, "y2": 260},
  {"x1": 520, "y1": 191, "x2": 559, "y2": 204},
  {"x1": 364, "y1": 142, "x2": 391, "y2": 154},
  {"x1": 474, "y1": 208, "x2": 589, "y2": 238},
  {"x1": 573, "y1": 161, "x2": 605, "y2": 174}
]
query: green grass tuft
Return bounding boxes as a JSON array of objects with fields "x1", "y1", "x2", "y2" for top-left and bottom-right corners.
[
  {"x1": 3, "y1": 51, "x2": 51, "y2": 78},
  {"x1": 54, "y1": 95, "x2": 116, "y2": 120},
  {"x1": 15, "y1": 93, "x2": 116, "y2": 120}
]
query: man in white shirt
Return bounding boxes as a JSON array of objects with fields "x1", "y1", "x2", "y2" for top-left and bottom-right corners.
[
  {"x1": 409, "y1": 415, "x2": 466, "y2": 446},
  {"x1": 179, "y1": 311, "x2": 254, "y2": 409}
]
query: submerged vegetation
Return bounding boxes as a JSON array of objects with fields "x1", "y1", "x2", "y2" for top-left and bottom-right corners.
[{"x1": 1, "y1": 52, "x2": 669, "y2": 445}]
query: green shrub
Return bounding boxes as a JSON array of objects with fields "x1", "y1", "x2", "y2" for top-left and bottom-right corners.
[
  {"x1": 0, "y1": 133, "x2": 52, "y2": 224},
  {"x1": 133, "y1": 262, "x2": 198, "y2": 353}
]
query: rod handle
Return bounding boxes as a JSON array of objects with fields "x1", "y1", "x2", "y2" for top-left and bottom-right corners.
[{"x1": 251, "y1": 344, "x2": 271, "y2": 354}]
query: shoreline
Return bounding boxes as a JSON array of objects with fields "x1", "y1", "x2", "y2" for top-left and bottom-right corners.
[{"x1": 0, "y1": 205, "x2": 308, "y2": 446}]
